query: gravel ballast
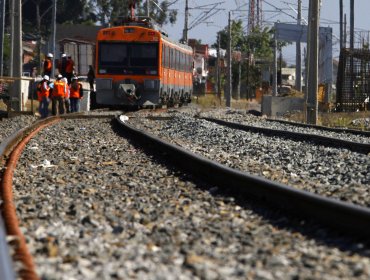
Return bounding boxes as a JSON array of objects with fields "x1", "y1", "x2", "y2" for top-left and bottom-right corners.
[{"x1": 0, "y1": 113, "x2": 368, "y2": 279}]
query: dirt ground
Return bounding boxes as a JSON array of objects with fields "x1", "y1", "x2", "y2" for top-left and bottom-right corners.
[{"x1": 1, "y1": 96, "x2": 369, "y2": 131}]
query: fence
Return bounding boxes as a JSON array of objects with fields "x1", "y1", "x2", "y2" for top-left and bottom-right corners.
[{"x1": 336, "y1": 48, "x2": 370, "y2": 111}]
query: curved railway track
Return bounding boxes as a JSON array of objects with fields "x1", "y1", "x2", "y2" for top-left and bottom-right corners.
[{"x1": 0, "y1": 110, "x2": 369, "y2": 279}]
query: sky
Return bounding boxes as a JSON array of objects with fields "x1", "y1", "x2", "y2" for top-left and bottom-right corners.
[{"x1": 163, "y1": 0, "x2": 370, "y2": 64}]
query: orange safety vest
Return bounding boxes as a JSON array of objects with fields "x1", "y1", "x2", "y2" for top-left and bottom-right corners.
[
  {"x1": 53, "y1": 80, "x2": 66, "y2": 97},
  {"x1": 40, "y1": 81, "x2": 50, "y2": 98},
  {"x1": 37, "y1": 81, "x2": 49, "y2": 101},
  {"x1": 43, "y1": 59, "x2": 52, "y2": 72},
  {"x1": 70, "y1": 83, "x2": 82, "y2": 99},
  {"x1": 66, "y1": 59, "x2": 74, "y2": 73}
]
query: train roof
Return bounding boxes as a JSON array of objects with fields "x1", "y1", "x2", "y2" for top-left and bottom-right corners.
[{"x1": 105, "y1": 17, "x2": 193, "y2": 52}]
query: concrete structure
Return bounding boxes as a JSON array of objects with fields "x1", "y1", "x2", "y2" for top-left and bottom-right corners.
[{"x1": 262, "y1": 95, "x2": 304, "y2": 117}]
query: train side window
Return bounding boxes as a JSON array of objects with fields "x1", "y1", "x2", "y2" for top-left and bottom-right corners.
[
  {"x1": 180, "y1": 52, "x2": 183, "y2": 71},
  {"x1": 170, "y1": 48, "x2": 174, "y2": 69},
  {"x1": 162, "y1": 45, "x2": 165, "y2": 66},
  {"x1": 176, "y1": 50, "x2": 181, "y2": 71},
  {"x1": 182, "y1": 53, "x2": 185, "y2": 71},
  {"x1": 187, "y1": 54, "x2": 189, "y2": 72},
  {"x1": 174, "y1": 49, "x2": 177, "y2": 70},
  {"x1": 165, "y1": 45, "x2": 169, "y2": 68}
]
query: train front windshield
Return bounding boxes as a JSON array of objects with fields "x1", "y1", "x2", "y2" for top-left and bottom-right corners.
[{"x1": 98, "y1": 42, "x2": 159, "y2": 75}]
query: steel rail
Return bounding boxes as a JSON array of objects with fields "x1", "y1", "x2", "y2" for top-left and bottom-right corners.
[
  {"x1": 200, "y1": 117, "x2": 370, "y2": 154},
  {"x1": 117, "y1": 115, "x2": 370, "y2": 238},
  {"x1": 0, "y1": 117, "x2": 61, "y2": 280},
  {"x1": 0, "y1": 112, "x2": 119, "y2": 279},
  {"x1": 266, "y1": 118, "x2": 370, "y2": 136}
]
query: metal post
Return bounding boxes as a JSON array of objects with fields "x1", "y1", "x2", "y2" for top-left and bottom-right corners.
[
  {"x1": 182, "y1": 0, "x2": 189, "y2": 43},
  {"x1": 295, "y1": 0, "x2": 302, "y2": 92},
  {"x1": 51, "y1": 0, "x2": 57, "y2": 78},
  {"x1": 339, "y1": 0, "x2": 343, "y2": 50},
  {"x1": 344, "y1": 13, "x2": 347, "y2": 48},
  {"x1": 272, "y1": 32, "x2": 277, "y2": 96},
  {"x1": 13, "y1": 0, "x2": 22, "y2": 111},
  {"x1": 226, "y1": 11, "x2": 232, "y2": 107},
  {"x1": 146, "y1": 0, "x2": 150, "y2": 17},
  {"x1": 279, "y1": 46, "x2": 282, "y2": 94},
  {"x1": 216, "y1": 33, "x2": 221, "y2": 103},
  {"x1": 350, "y1": 0, "x2": 354, "y2": 50},
  {"x1": 237, "y1": 60, "x2": 241, "y2": 100},
  {"x1": 9, "y1": 0, "x2": 14, "y2": 76},
  {"x1": 0, "y1": 0, "x2": 5, "y2": 76},
  {"x1": 306, "y1": 0, "x2": 319, "y2": 125}
]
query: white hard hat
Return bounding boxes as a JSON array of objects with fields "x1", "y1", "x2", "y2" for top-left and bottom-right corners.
[
  {"x1": 72, "y1": 76, "x2": 78, "y2": 80},
  {"x1": 57, "y1": 74, "x2": 63, "y2": 78},
  {"x1": 47, "y1": 53, "x2": 53, "y2": 58},
  {"x1": 43, "y1": 75, "x2": 49, "y2": 81},
  {"x1": 61, "y1": 53, "x2": 67, "y2": 58}
]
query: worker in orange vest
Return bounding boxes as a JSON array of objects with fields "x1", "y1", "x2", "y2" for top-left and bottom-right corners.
[
  {"x1": 66, "y1": 55, "x2": 75, "y2": 84},
  {"x1": 37, "y1": 75, "x2": 51, "y2": 118},
  {"x1": 52, "y1": 74, "x2": 67, "y2": 115},
  {"x1": 43, "y1": 53, "x2": 53, "y2": 76},
  {"x1": 69, "y1": 76, "x2": 84, "y2": 112}
]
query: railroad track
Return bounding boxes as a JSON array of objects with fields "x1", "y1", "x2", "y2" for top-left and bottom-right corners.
[
  {"x1": 0, "y1": 110, "x2": 370, "y2": 279},
  {"x1": 199, "y1": 117, "x2": 370, "y2": 154},
  {"x1": 118, "y1": 115, "x2": 370, "y2": 236}
]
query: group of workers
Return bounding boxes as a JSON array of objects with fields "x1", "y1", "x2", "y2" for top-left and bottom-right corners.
[
  {"x1": 37, "y1": 52, "x2": 84, "y2": 118},
  {"x1": 43, "y1": 53, "x2": 75, "y2": 83}
]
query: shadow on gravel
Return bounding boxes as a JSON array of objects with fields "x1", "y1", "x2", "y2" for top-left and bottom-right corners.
[{"x1": 110, "y1": 119, "x2": 370, "y2": 258}]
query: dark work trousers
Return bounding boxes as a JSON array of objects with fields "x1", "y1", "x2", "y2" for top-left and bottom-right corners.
[{"x1": 52, "y1": 96, "x2": 65, "y2": 115}]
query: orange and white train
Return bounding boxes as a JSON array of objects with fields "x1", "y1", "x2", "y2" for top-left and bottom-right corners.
[{"x1": 95, "y1": 17, "x2": 193, "y2": 108}]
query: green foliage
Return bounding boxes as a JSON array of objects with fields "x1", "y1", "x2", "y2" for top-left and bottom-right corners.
[{"x1": 245, "y1": 26, "x2": 274, "y2": 60}]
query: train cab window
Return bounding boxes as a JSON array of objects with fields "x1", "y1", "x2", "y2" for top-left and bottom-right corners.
[
  {"x1": 99, "y1": 43, "x2": 128, "y2": 65},
  {"x1": 131, "y1": 43, "x2": 158, "y2": 67},
  {"x1": 98, "y1": 42, "x2": 158, "y2": 75}
]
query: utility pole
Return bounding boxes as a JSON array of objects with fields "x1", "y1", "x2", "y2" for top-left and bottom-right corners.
[
  {"x1": 182, "y1": 0, "x2": 189, "y2": 43},
  {"x1": 344, "y1": 13, "x2": 347, "y2": 48},
  {"x1": 226, "y1": 11, "x2": 232, "y2": 107},
  {"x1": 306, "y1": 0, "x2": 319, "y2": 124},
  {"x1": 237, "y1": 58, "x2": 241, "y2": 100},
  {"x1": 295, "y1": 0, "x2": 302, "y2": 92},
  {"x1": 0, "y1": 0, "x2": 5, "y2": 76},
  {"x1": 279, "y1": 46, "x2": 282, "y2": 94},
  {"x1": 146, "y1": 0, "x2": 150, "y2": 17},
  {"x1": 51, "y1": 0, "x2": 57, "y2": 78},
  {"x1": 350, "y1": 0, "x2": 354, "y2": 50},
  {"x1": 339, "y1": 0, "x2": 343, "y2": 50},
  {"x1": 9, "y1": 0, "x2": 14, "y2": 76},
  {"x1": 272, "y1": 34, "x2": 277, "y2": 96},
  {"x1": 13, "y1": 0, "x2": 22, "y2": 110},
  {"x1": 216, "y1": 33, "x2": 221, "y2": 103}
]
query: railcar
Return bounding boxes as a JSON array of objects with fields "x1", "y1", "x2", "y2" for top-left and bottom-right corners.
[{"x1": 95, "y1": 16, "x2": 193, "y2": 108}]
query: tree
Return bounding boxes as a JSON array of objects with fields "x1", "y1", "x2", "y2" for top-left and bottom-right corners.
[{"x1": 212, "y1": 22, "x2": 289, "y2": 98}]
